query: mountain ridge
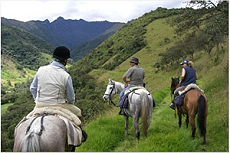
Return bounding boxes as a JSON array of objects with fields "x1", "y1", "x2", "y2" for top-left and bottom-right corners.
[{"x1": 1, "y1": 17, "x2": 124, "y2": 49}]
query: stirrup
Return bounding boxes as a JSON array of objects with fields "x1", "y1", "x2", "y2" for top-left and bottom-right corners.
[
  {"x1": 119, "y1": 109, "x2": 125, "y2": 115},
  {"x1": 169, "y1": 103, "x2": 175, "y2": 110}
]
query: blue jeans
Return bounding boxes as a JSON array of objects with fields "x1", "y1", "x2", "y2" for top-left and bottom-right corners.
[
  {"x1": 120, "y1": 85, "x2": 135, "y2": 97},
  {"x1": 119, "y1": 85, "x2": 135, "y2": 108}
]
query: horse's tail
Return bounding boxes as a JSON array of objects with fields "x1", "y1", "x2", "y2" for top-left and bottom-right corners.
[
  {"x1": 21, "y1": 131, "x2": 41, "y2": 152},
  {"x1": 197, "y1": 95, "x2": 207, "y2": 137},
  {"x1": 141, "y1": 91, "x2": 151, "y2": 137}
]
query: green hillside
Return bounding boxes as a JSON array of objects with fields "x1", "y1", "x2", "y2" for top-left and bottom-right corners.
[
  {"x1": 1, "y1": 25, "x2": 53, "y2": 107},
  {"x1": 76, "y1": 3, "x2": 228, "y2": 152},
  {"x1": 77, "y1": 17, "x2": 228, "y2": 152},
  {"x1": 74, "y1": 7, "x2": 183, "y2": 73},
  {"x1": 1, "y1": 25, "x2": 53, "y2": 70},
  {"x1": 1, "y1": 2, "x2": 228, "y2": 152},
  {"x1": 1, "y1": 25, "x2": 53, "y2": 88}
]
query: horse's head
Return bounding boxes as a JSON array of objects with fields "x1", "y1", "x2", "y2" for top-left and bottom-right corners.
[
  {"x1": 171, "y1": 77, "x2": 180, "y2": 94},
  {"x1": 103, "y1": 79, "x2": 117, "y2": 101}
]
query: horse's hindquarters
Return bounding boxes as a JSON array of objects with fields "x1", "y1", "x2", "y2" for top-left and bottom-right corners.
[
  {"x1": 14, "y1": 116, "x2": 67, "y2": 152},
  {"x1": 40, "y1": 116, "x2": 67, "y2": 151}
]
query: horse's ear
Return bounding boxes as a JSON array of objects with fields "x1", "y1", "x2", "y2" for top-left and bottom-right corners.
[
  {"x1": 109, "y1": 78, "x2": 113, "y2": 83},
  {"x1": 171, "y1": 77, "x2": 174, "y2": 80}
]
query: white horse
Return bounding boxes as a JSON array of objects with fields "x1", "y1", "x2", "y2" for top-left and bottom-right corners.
[
  {"x1": 103, "y1": 79, "x2": 153, "y2": 139},
  {"x1": 13, "y1": 115, "x2": 87, "y2": 152}
]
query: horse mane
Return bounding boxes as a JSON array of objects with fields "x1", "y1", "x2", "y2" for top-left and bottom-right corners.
[{"x1": 171, "y1": 77, "x2": 180, "y2": 94}]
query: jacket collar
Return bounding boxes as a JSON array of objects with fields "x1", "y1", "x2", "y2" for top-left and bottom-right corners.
[{"x1": 50, "y1": 61, "x2": 67, "y2": 71}]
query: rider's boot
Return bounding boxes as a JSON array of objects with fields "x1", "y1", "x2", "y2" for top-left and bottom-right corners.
[
  {"x1": 153, "y1": 99, "x2": 156, "y2": 107},
  {"x1": 169, "y1": 102, "x2": 176, "y2": 110},
  {"x1": 119, "y1": 108, "x2": 125, "y2": 115}
]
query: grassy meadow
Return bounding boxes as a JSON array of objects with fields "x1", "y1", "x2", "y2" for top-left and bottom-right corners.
[{"x1": 78, "y1": 18, "x2": 228, "y2": 152}]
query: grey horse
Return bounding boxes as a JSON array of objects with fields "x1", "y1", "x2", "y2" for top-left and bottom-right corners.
[
  {"x1": 13, "y1": 115, "x2": 86, "y2": 152},
  {"x1": 103, "y1": 79, "x2": 153, "y2": 139}
]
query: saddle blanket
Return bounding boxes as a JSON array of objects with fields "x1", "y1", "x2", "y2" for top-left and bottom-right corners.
[
  {"x1": 16, "y1": 103, "x2": 83, "y2": 146},
  {"x1": 124, "y1": 86, "x2": 147, "y2": 95},
  {"x1": 28, "y1": 103, "x2": 82, "y2": 126},
  {"x1": 120, "y1": 86, "x2": 152, "y2": 108}
]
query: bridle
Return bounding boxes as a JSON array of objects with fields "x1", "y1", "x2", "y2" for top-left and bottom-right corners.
[{"x1": 104, "y1": 82, "x2": 118, "y2": 107}]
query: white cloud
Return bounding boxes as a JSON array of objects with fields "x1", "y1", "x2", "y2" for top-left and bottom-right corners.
[{"x1": 1, "y1": 0, "x2": 186, "y2": 23}]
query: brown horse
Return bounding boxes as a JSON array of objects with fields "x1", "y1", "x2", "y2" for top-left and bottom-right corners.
[{"x1": 171, "y1": 77, "x2": 208, "y2": 144}]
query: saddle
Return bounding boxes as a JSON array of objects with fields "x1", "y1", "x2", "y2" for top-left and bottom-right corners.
[
  {"x1": 124, "y1": 86, "x2": 145, "y2": 95},
  {"x1": 174, "y1": 83, "x2": 204, "y2": 107},
  {"x1": 119, "y1": 86, "x2": 151, "y2": 108},
  {"x1": 179, "y1": 84, "x2": 204, "y2": 95}
]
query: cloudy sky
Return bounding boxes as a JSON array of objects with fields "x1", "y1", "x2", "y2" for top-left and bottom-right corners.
[{"x1": 1, "y1": 0, "x2": 187, "y2": 23}]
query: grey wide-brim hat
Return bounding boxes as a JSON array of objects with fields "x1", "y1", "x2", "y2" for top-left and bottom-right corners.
[{"x1": 130, "y1": 57, "x2": 139, "y2": 64}]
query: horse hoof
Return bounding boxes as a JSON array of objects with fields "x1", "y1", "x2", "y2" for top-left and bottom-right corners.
[
  {"x1": 136, "y1": 132, "x2": 140, "y2": 140},
  {"x1": 202, "y1": 141, "x2": 207, "y2": 145},
  {"x1": 82, "y1": 130, "x2": 88, "y2": 142}
]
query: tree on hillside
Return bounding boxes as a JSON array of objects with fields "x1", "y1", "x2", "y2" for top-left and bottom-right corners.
[
  {"x1": 156, "y1": 0, "x2": 228, "y2": 70},
  {"x1": 179, "y1": 0, "x2": 228, "y2": 41}
]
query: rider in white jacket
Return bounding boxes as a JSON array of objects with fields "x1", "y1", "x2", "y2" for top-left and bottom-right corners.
[{"x1": 30, "y1": 46, "x2": 75, "y2": 105}]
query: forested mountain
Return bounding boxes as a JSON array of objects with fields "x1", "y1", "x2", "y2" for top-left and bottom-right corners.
[
  {"x1": 71, "y1": 32, "x2": 113, "y2": 61},
  {"x1": 1, "y1": 17, "x2": 124, "y2": 49},
  {"x1": 1, "y1": 25, "x2": 54, "y2": 88},
  {"x1": 71, "y1": 23, "x2": 124, "y2": 61},
  {"x1": 1, "y1": 1, "x2": 228, "y2": 152},
  {"x1": 1, "y1": 17, "x2": 124, "y2": 86},
  {"x1": 1, "y1": 25, "x2": 53, "y2": 69}
]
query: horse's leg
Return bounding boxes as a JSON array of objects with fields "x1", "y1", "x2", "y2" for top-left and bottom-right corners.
[
  {"x1": 134, "y1": 109, "x2": 141, "y2": 140},
  {"x1": 71, "y1": 145, "x2": 76, "y2": 152},
  {"x1": 186, "y1": 114, "x2": 189, "y2": 128},
  {"x1": 203, "y1": 134, "x2": 207, "y2": 145},
  {"x1": 65, "y1": 144, "x2": 76, "y2": 152},
  {"x1": 203, "y1": 113, "x2": 208, "y2": 144},
  {"x1": 125, "y1": 115, "x2": 129, "y2": 136},
  {"x1": 189, "y1": 114, "x2": 196, "y2": 138},
  {"x1": 178, "y1": 111, "x2": 182, "y2": 128}
]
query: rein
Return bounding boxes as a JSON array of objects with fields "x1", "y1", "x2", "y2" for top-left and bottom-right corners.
[{"x1": 104, "y1": 83, "x2": 118, "y2": 107}]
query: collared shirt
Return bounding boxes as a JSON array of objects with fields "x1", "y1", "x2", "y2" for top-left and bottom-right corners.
[
  {"x1": 30, "y1": 61, "x2": 75, "y2": 104},
  {"x1": 123, "y1": 65, "x2": 145, "y2": 86}
]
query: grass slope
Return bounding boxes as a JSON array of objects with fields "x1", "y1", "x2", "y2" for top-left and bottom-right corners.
[{"x1": 78, "y1": 17, "x2": 228, "y2": 152}]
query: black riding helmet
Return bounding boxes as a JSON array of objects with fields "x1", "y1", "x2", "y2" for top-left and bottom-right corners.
[{"x1": 53, "y1": 46, "x2": 71, "y2": 60}]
